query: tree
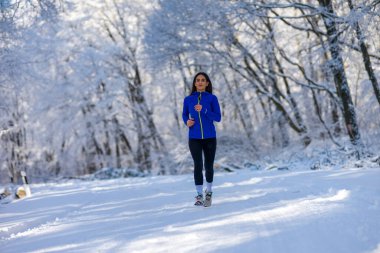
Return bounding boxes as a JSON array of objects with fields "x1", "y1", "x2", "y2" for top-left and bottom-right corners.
[
  {"x1": 347, "y1": 0, "x2": 380, "y2": 107},
  {"x1": 318, "y1": 0, "x2": 361, "y2": 146}
]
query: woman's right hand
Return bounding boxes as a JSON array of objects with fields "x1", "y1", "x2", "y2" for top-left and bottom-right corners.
[{"x1": 187, "y1": 119, "x2": 195, "y2": 127}]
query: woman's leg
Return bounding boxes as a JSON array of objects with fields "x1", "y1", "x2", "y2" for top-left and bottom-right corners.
[
  {"x1": 189, "y1": 139, "x2": 204, "y2": 194},
  {"x1": 203, "y1": 138, "x2": 217, "y2": 192}
]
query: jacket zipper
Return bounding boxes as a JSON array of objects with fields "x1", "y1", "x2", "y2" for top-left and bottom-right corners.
[{"x1": 198, "y1": 93, "x2": 204, "y2": 139}]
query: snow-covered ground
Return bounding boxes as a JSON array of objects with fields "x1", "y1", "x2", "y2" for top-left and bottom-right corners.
[{"x1": 1, "y1": 167, "x2": 380, "y2": 253}]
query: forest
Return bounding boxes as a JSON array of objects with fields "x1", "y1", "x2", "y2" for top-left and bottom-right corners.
[{"x1": 1, "y1": 0, "x2": 379, "y2": 183}]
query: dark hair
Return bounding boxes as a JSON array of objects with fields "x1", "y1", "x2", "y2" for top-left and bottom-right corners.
[{"x1": 191, "y1": 72, "x2": 213, "y2": 94}]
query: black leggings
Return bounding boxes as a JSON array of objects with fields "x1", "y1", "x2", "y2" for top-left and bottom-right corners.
[{"x1": 188, "y1": 138, "x2": 217, "y2": 185}]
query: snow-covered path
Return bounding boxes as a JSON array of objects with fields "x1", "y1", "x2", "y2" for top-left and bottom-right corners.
[{"x1": 1, "y1": 168, "x2": 380, "y2": 253}]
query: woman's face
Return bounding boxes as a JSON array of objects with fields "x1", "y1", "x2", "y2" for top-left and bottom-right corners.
[{"x1": 194, "y1": 74, "x2": 209, "y2": 92}]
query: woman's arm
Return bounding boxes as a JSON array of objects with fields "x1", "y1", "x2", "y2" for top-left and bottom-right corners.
[
  {"x1": 203, "y1": 95, "x2": 221, "y2": 122},
  {"x1": 182, "y1": 98, "x2": 189, "y2": 125}
]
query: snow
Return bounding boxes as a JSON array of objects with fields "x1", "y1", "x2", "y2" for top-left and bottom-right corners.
[{"x1": 1, "y1": 167, "x2": 380, "y2": 253}]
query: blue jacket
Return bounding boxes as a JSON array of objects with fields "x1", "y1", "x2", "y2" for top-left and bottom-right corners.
[{"x1": 182, "y1": 91, "x2": 221, "y2": 139}]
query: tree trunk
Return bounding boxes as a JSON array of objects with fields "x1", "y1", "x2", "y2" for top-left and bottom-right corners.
[
  {"x1": 293, "y1": 13, "x2": 343, "y2": 139},
  {"x1": 134, "y1": 64, "x2": 165, "y2": 150},
  {"x1": 128, "y1": 79, "x2": 152, "y2": 173},
  {"x1": 331, "y1": 100, "x2": 341, "y2": 137},
  {"x1": 274, "y1": 53, "x2": 311, "y2": 146},
  {"x1": 318, "y1": 0, "x2": 361, "y2": 145},
  {"x1": 222, "y1": 72, "x2": 258, "y2": 151},
  {"x1": 127, "y1": 63, "x2": 168, "y2": 173},
  {"x1": 347, "y1": 0, "x2": 380, "y2": 107},
  {"x1": 264, "y1": 19, "x2": 290, "y2": 148}
]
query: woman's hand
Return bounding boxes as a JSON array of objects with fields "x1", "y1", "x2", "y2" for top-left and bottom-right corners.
[
  {"x1": 187, "y1": 119, "x2": 195, "y2": 127},
  {"x1": 194, "y1": 104, "x2": 202, "y2": 112}
]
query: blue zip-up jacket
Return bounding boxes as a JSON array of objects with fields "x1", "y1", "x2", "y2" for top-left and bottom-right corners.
[{"x1": 182, "y1": 91, "x2": 221, "y2": 139}]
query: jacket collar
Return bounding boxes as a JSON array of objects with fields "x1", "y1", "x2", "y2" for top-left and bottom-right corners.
[{"x1": 191, "y1": 91, "x2": 210, "y2": 96}]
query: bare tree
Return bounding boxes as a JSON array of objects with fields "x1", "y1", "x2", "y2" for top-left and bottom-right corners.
[
  {"x1": 0, "y1": 1, "x2": 33, "y2": 182},
  {"x1": 318, "y1": 0, "x2": 362, "y2": 146},
  {"x1": 100, "y1": 0, "x2": 166, "y2": 173},
  {"x1": 347, "y1": 0, "x2": 380, "y2": 107}
]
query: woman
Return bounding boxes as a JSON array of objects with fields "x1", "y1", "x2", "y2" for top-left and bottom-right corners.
[{"x1": 182, "y1": 72, "x2": 221, "y2": 207}]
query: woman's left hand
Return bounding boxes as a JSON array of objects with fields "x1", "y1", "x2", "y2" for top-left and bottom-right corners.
[{"x1": 194, "y1": 104, "x2": 202, "y2": 112}]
